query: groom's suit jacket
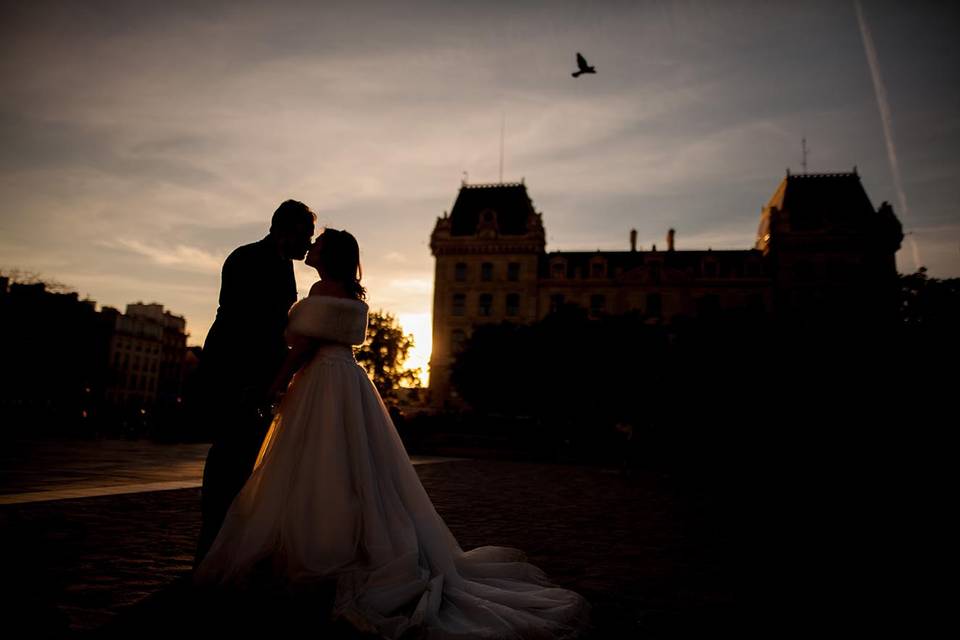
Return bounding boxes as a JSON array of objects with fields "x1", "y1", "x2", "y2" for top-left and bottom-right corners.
[{"x1": 202, "y1": 236, "x2": 297, "y2": 399}]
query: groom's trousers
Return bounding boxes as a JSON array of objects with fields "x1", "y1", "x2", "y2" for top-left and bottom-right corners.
[{"x1": 195, "y1": 394, "x2": 271, "y2": 565}]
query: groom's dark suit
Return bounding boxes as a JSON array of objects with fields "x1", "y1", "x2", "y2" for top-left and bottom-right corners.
[{"x1": 196, "y1": 236, "x2": 297, "y2": 562}]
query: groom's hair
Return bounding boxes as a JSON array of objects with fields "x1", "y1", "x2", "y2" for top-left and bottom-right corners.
[{"x1": 270, "y1": 200, "x2": 316, "y2": 233}]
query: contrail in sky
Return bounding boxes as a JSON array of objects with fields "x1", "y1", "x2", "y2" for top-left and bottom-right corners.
[{"x1": 854, "y1": 0, "x2": 921, "y2": 270}]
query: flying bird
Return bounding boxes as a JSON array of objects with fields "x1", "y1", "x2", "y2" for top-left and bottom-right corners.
[{"x1": 571, "y1": 52, "x2": 596, "y2": 78}]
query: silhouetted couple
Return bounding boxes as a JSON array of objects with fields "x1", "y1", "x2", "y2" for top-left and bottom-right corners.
[{"x1": 193, "y1": 200, "x2": 588, "y2": 638}]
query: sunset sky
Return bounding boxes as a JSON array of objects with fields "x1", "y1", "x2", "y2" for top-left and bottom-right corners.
[{"x1": 2, "y1": 0, "x2": 958, "y2": 381}]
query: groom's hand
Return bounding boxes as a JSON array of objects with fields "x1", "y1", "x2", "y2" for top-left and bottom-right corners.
[{"x1": 253, "y1": 390, "x2": 282, "y2": 421}]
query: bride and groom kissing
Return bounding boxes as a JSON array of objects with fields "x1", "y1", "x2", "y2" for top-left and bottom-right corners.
[{"x1": 193, "y1": 200, "x2": 589, "y2": 639}]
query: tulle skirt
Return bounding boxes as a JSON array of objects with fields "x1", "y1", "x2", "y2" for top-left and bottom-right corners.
[{"x1": 195, "y1": 345, "x2": 589, "y2": 639}]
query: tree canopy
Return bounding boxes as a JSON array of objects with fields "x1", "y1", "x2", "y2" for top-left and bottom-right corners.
[{"x1": 355, "y1": 310, "x2": 421, "y2": 400}]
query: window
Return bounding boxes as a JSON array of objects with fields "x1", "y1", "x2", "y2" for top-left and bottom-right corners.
[
  {"x1": 745, "y1": 260, "x2": 762, "y2": 277},
  {"x1": 550, "y1": 294, "x2": 565, "y2": 314},
  {"x1": 590, "y1": 294, "x2": 606, "y2": 316},
  {"x1": 647, "y1": 293, "x2": 662, "y2": 317},
  {"x1": 452, "y1": 293, "x2": 466, "y2": 316},
  {"x1": 478, "y1": 294, "x2": 493, "y2": 316},
  {"x1": 452, "y1": 329, "x2": 466, "y2": 352},
  {"x1": 551, "y1": 261, "x2": 566, "y2": 279},
  {"x1": 507, "y1": 262, "x2": 520, "y2": 281},
  {"x1": 591, "y1": 261, "x2": 606, "y2": 278},
  {"x1": 506, "y1": 293, "x2": 520, "y2": 316},
  {"x1": 454, "y1": 262, "x2": 467, "y2": 282},
  {"x1": 481, "y1": 262, "x2": 493, "y2": 282},
  {"x1": 703, "y1": 261, "x2": 717, "y2": 278}
]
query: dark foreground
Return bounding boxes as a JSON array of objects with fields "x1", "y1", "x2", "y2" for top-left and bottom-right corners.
[{"x1": 3, "y1": 452, "x2": 932, "y2": 639}]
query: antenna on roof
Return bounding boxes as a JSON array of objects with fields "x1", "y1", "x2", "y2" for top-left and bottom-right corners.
[
  {"x1": 801, "y1": 136, "x2": 809, "y2": 174},
  {"x1": 462, "y1": 170, "x2": 468, "y2": 186},
  {"x1": 499, "y1": 111, "x2": 505, "y2": 184}
]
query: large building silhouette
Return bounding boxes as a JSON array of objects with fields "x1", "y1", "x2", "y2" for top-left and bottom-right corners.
[
  {"x1": 428, "y1": 171, "x2": 903, "y2": 406},
  {"x1": 0, "y1": 277, "x2": 189, "y2": 434}
]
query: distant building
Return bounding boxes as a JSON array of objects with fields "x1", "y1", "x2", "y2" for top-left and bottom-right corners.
[
  {"x1": 104, "y1": 303, "x2": 187, "y2": 412},
  {"x1": 0, "y1": 275, "x2": 191, "y2": 434},
  {"x1": 428, "y1": 171, "x2": 903, "y2": 407}
]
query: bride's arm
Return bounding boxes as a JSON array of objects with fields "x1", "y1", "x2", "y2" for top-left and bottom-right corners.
[{"x1": 266, "y1": 333, "x2": 325, "y2": 401}]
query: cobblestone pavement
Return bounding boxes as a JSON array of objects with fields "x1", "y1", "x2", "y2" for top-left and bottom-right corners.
[
  {"x1": 0, "y1": 439, "x2": 458, "y2": 504},
  {"x1": 1, "y1": 459, "x2": 746, "y2": 639}
]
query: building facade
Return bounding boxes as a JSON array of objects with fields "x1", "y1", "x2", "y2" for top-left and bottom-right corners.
[
  {"x1": 103, "y1": 302, "x2": 188, "y2": 413},
  {"x1": 428, "y1": 172, "x2": 903, "y2": 406},
  {"x1": 0, "y1": 280, "x2": 190, "y2": 434}
]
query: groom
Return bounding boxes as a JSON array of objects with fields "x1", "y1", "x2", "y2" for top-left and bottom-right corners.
[{"x1": 195, "y1": 199, "x2": 316, "y2": 563}]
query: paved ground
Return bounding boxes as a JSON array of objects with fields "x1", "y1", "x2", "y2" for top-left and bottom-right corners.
[
  {"x1": 0, "y1": 442, "x2": 750, "y2": 639},
  {"x1": 0, "y1": 439, "x2": 458, "y2": 504}
]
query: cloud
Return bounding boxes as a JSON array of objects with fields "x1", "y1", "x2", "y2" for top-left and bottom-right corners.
[
  {"x1": 101, "y1": 238, "x2": 224, "y2": 273},
  {"x1": 383, "y1": 252, "x2": 408, "y2": 263},
  {"x1": 1, "y1": 0, "x2": 958, "y2": 352},
  {"x1": 385, "y1": 277, "x2": 433, "y2": 294},
  {"x1": 900, "y1": 224, "x2": 960, "y2": 277}
]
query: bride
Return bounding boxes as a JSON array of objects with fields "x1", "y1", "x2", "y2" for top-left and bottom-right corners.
[{"x1": 194, "y1": 228, "x2": 589, "y2": 639}]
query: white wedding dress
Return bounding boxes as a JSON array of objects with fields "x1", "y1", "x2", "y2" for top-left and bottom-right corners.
[{"x1": 194, "y1": 296, "x2": 589, "y2": 639}]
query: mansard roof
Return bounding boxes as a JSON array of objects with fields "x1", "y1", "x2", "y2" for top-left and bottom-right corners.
[
  {"x1": 766, "y1": 171, "x2": 876, "y2": 225},
  {"x1": 448, "y1": 182, "x2": 536, "y2": 236}
]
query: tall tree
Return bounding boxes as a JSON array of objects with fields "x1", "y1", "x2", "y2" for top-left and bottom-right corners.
[
  {"x1": 355, "y1": 310, "x2": 421, "y2": 400},
  {"x1": 898, "y1": 267, "x2": 960, "y2": 329}
]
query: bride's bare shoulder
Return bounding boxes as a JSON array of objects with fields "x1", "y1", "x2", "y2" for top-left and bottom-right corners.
[
  {"x1": 308, "y1": 281, "x2": 342, "y2": 297},
  {"x1": 308, "y1": 281, "x2": 354, "y2": 300}
]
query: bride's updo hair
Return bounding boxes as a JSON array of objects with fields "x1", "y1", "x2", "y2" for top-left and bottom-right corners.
[{"x1": 317, "y1": 228, "x2": 366, "y2": 300}]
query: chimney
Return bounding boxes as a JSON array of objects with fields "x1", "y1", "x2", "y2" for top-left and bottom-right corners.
[
  {"x1": 629, "y1": 229, "x2": 637, "y2": 252},
  {"x1": 667, "y1": 228, "x2": 675, "y2": 252}
]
